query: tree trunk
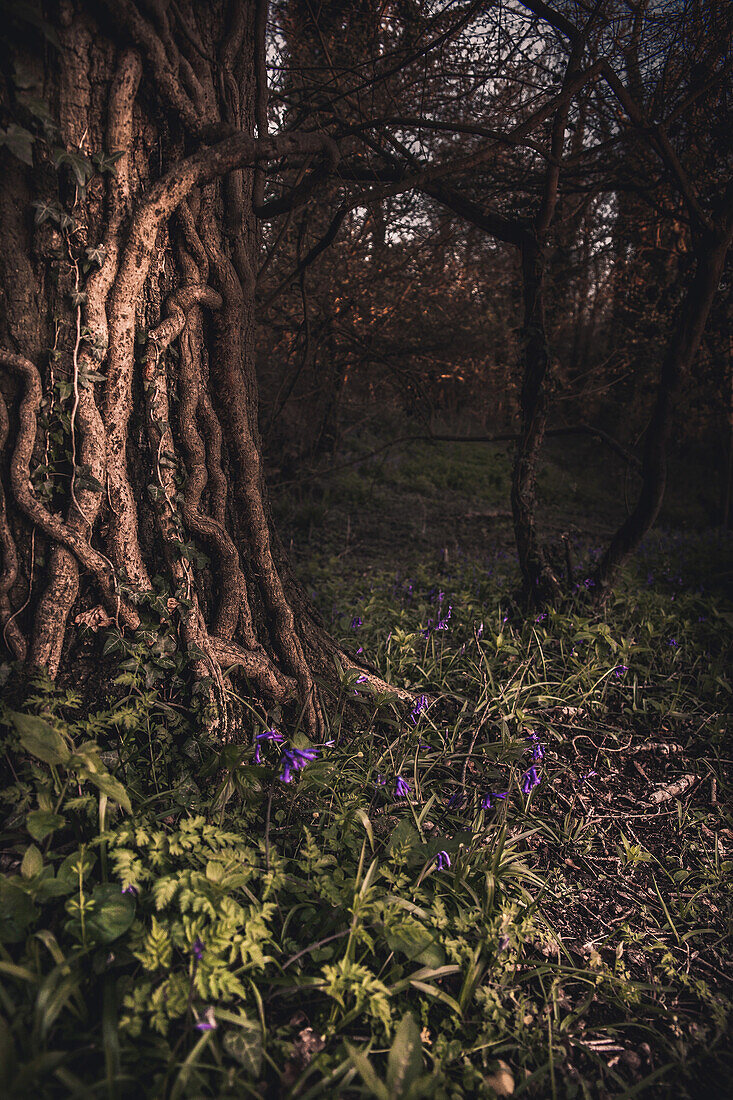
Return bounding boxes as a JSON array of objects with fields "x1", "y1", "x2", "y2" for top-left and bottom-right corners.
[
  {"x1": 595, "y1": 209, "x2": 733, "y2": 590},
  {"x1": 0, "y1": 1, "x2": 387, "y2": 734},
  {"x1": 510, "y1": 234, "x2": 564, "y2": 603}
]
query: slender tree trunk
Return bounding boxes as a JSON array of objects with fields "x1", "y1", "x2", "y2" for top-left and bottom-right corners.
[
  {"x1": 595, "y1": 211, "x2": 733, "y2": 590},
  {"x1": 511, "y1": 234, "x2": 564, "y2": 602}
]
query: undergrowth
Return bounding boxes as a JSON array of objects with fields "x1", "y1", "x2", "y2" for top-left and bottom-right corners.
[{"x1": 0, "y1": 534, "x2": 731, "y2": 1098}]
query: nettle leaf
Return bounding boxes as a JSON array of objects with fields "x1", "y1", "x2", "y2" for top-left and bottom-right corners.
[
  {"x1": 26, "y1": 809, "x2": 66, "y2": 842},
  {"x1": 9, "y1": 710, "x2": 71, "y2": 765},
  {"x1": 0, "y1": 879, "x2": 36, "y2": 943},
  {"x1": 387, "y1": 1013, "x2": 423, "y2": 1097}
]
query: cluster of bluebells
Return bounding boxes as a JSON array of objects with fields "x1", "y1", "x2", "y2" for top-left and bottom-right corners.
[
  {"x1": 521, "y1": 766, "x2": 541, "y2": 794},
  {"x1": 410, "y1": 694, "x2": 429, "y2": 724},
  {"x1": 424, "y1": 591, "x2": 454, "y2": 637},
  {"x1": 395, "y1": 775, "x2": 411, "y2": 798},
  {"x1": 525, "y1": 731, "x2": 544, "y2": 763},
  {"x1": 279, "y1": 746, "x2": 319, "y2": 783}
]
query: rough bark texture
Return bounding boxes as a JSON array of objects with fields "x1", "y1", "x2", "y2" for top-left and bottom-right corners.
[{"x1": 0, "y1": 0, "x2": 378, "y2": 734}]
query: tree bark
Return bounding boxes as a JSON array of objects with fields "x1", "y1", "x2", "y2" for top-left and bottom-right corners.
[{"x1": 0, "y1": 0, "x2": 384, "y2": 734}]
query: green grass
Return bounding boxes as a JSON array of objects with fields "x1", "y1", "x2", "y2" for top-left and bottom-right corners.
[{"x1": 0, "y1": 540, "x2": 731, "y2": 1097}]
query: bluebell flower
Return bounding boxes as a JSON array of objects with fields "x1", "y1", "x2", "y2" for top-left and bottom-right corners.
[
  {"x1": 435, "y1": 605, "x2": 452, "y2": 630},
  {"x1": 192, "y1": 937, "x2": 205, "y2": 960},
  {"x1": 395, "y1": 776, "x2": 410, "y2": 798},
  {"x1": 254, "y1": 729, "x2": 284, "y2": 763},
  {"x1": 579, "y1": 769, "x2": 598, "y2": 782},
  {"x1": 410, "y1": 694, "x2": 429, "y2": 724},
  {"x1": 668, "y1": 637, "x2": 678, "y2": 648},
  {"x1": 278, "y1": 746, "x2": 319, "y2": 783},
  {"x1": 195, "y1": 1007, "x2": 217, "y2": 1031},
  {"x1": 613, "y1": 664, "x2": 628, "y2": 678},
  {"x1": 535, "y1": 611, "x2": 547, "y2": 623},
  {"x1": 481, "y1": 791, "x2": 507, "y2": 810},
  {"x1": 376, "y1": 773, "x2": 386, "y2": 786},
  {"x1": 351, "y1": 616, "x2": 362, "y2": 629},
  {"x1": 521, "y1": 766, "x2": 540, "y2": 794},
  {"x1": 121, "y1": 884, "x2": 138, "y2": 896},
  {"x1": 434, "y1": 851, "x2": 451, "y2": 870}
]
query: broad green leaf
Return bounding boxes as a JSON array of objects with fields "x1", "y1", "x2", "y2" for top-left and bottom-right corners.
[
  {"x1": 385, "y1": 919, "x2": 444, "y2": 968},
  {"x1": 0, "y1": 880, "x2": 36, "y2": 942},
  {"x1": 10, "y1": 711, "x2": 70, "y2": 765},
  {"x1": 21, "y1": 845, "x2": 43, "y2": 880},
  {"x1": 57, "y1": 849, "x2": 96, "y2": 889},
  {"x1": 387, "y1": 1013, "x2": 423, "y2": 1096},
  {"x1": 66, "y1": 885, "x2": 135, "y2": 945},
  {"x1": 83, "y1": 771, "x2": 132, "y2": 813},
  {"x1": 26, "y1": 810, "x2": 66, "y2": 842}
]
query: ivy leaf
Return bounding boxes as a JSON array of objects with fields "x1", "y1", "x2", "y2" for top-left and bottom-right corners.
[
  {"x1": 0, "y1": 124, "x2": 35, "y2": 166},
  {"x1": 221, "y1": 1019, "x2": 263, "y2": 1076},
  {"x1": 92, "y1": 150, "x2": 125, "y2": 175},
  {"x1": 9, "y1": 710, "x2": 71, "y2": 765}
]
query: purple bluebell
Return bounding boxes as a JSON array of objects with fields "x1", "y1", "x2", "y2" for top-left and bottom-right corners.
[
  {"x1": 376, "y1": 773, "x2": 386, "y2": 786},
  {"x1": 395, "y1": 776, "x2": 410, "y2": 798},
  {"x1": 521, "y1": 766, "x2": 540, "y2": 794},
  {"x1": 121, "y1": 884, "x2": 138, "y2": 896},
  {"x1": 278, "y1": 746, "x2": 319, "y2": 783},
  {"x1": 254, "y1": 729, "x2": 284, "y2": 763},
  {"x1": 435, "y1": 605, "x2": 452, "y2": 630},
  {"x1": 195, "y1": 1007, "x2": 217, "y2": 1032},
  {"x1": 351, "y1": 616, "x2": 362, "y2": 629},
  {"x1": 535, "y1": 611, "x2": 547, "y2": 623},
  {"x1": 614, "y1": 665, "x2": 628, "y2": 678},
  {"x1": 481, "y1": 791, "x2": 507, "y2": 810},
  {"x1": 192, "y1": 937, "x2": 205, "y2": 960},
  {"x1": 434, "y1": 851, "x2": 451, "y2": 870},
  {"x1": 410, "y1": 695, "x2": 429, "y2": 724},
  {"x1": 668, "y1": 638, "x2": 678, "y2": 648},
  {"x1": 580, "y1": 769, "x2": 598, "y2": 782}
]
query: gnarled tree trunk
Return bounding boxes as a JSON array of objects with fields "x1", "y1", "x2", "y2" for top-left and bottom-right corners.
[{"x1": 0, "y1": 0, "x2": 393, "y2": 734}]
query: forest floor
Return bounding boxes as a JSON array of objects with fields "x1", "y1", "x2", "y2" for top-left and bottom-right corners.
[{"x1": 0, "y1": 430, "x2": 731, "y2": 1098}]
